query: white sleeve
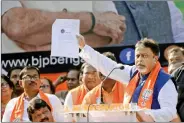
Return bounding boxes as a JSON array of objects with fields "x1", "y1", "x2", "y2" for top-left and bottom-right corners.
[
  {"x1": 146, "y1": 79, "x2": 178, "y2": 122},
  {"x1": 79, "y1": 45, "x2": 132, "y2": 84},
  {"x1": 48, "y1": 94, "x2": 64, "y2": 122},
  {"x1": 168, "y1": 1, "x2": 184, "y2": 43},
  {"x1": 2, "y1": 98, "x2": 17, "y2": 122},
  {"x1": 92, "y1": 1, "x2": 118, "y2": 13},
  {"x1": 1, "y1": 1, "x2": 22, "y2": 15},
  {"x1": 64, "y1": 92, "x2": 73, "y2": 111}
]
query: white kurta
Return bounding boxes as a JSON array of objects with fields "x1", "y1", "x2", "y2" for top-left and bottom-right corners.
[{"x1": 79, "y1": 45, "x2": 178, "y2": 122}]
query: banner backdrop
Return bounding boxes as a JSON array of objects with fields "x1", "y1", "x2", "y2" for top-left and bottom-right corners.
[
  {"x1": 1, "y1": 1, "x2": 184, "y2": 91},
  {"x1": 2, "y1": 43, "x2": 183, "y2": 73}
]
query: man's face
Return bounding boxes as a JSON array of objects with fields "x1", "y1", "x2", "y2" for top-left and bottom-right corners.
[
  {"x1": 168, "y1": 51, "x2": 184, "y2": 65},
  {"x1": 168, "y1": 51, "x2": 184, "y2": 73},
  {"x1": 135, "y1": 47, "x2": 157, "y2": 75},
  {"x1": 66, "y1": 70, "x2": 79, "y2": 90},
  {"x1": 82, "y1": 65, "x2": 101, "y2": 90},
  {"x1": 31, "y1": 107, "x2": 54, "y2": 122},
  {"x1": 20, "y1": 69, "x2": 41, "y2": 92},
  {"x1": 10, "y1": 69, "x2": 22, "y2": 90}
]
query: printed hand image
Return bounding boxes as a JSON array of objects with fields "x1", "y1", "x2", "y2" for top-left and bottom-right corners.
[{"x1": 1, "y1": 1, "x2": 184, "y2": 53}]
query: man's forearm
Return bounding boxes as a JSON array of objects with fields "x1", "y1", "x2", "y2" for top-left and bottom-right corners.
[{"x1": 2, "y1": 7, "x2": 92, "y2": 41}]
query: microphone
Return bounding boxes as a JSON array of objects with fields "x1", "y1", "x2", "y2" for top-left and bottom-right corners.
[{"x1": 99, "y1": 64, "x2": 124, "y2": 104}]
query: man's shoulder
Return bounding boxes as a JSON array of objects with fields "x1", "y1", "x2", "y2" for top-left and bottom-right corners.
[
  {"x1": 69, "y1": 85, "x2": 84, "y2": 93},
  {"x1": 44, "y1": 93, "x2": 60, "y2": 101},
  {"x1": 8, "y1": 97, "x2": 19, "y2": 105}
]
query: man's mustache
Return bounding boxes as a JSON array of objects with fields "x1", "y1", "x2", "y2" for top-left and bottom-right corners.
[
  {"x1": 40, "y1": 117, "x2": 49, "y2": 122},
  {"x1": 15, "y1": 81, "x2": 20, "y2": 86}
]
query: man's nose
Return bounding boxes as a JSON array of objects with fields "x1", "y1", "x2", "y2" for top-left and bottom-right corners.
[
  {"x1": 40, "y1": 113, "x2": 46, "y2": 119},
  {"x1": 68, "y1": 80, "x2": 73, "y2": 84}
]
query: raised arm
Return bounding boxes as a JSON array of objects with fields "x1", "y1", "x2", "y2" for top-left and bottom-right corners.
[{"x1": 77, "y1": 35, "x2": 132, "y2": 84}]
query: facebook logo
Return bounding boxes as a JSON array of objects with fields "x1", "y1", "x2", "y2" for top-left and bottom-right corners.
[{"x1": 119, "y1": 48, "x2": 135, "y2": 64}]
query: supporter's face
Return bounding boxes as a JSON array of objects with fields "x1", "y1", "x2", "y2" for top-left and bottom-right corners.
[
  {"x1": 66, "y1": 70, "x2": 79, "y2": 90},
  {"x1": 20, "y1": 69, "x2": 40, "y2": 92},
  {"x1": 135, "y1": 47, "x2": 157, "y2": 75},
  {"x1": 168, "y1": 62, "x2": 183, "y2": 74},
  {"x1": 1, "y1": 78, "x2": 13, "y2": 99},
  {"x1": 40, "y1": 79, "x2": 52, "y2": 94},
  {"x1": 82, "y1": 65, "x2": 101, "y2": 90},
  {"x1": 168, "y1": 51, "x2": 184, "y2": 65},
  {"x1": 10, "y1": 69, "x2": 22, "y2": 90},
  {"x1": 31, "y1": 107, "x2": 54, "y2": 122},
  {"x1": 168, "y1": 51, "x2": 184, "y2": 74}
]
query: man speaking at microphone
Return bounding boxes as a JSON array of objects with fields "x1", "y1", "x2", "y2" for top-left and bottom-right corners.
[
  {"x1": 82, "y1": 52, "x2": 126, "y2": 105},
  {"x1": 76, "y1": 35, "x2": 179, "y2": 122}
]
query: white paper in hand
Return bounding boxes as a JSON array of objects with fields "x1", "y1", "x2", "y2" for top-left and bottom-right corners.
[{"x1": 51, "y1": 19, "x2": 80, "y2": 58}]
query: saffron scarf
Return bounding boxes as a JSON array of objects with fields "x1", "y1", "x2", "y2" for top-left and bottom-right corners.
[
  {"x1": 10, "y1": 91, "x2": 52, "y2": 122},
  {"x1": 124, "y1": 61, "x2": 161, "y2": 109},
  {"x1": 94, "y1": 82, "x2": 124, "y2": 103},
  {"x1": 75, "y1": 84, "x2": 88, "y2": 105}
]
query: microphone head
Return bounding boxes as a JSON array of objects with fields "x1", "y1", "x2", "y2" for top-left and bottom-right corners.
[{"x1": 115, "y1": 64, "x2": 124, "y2": 70}]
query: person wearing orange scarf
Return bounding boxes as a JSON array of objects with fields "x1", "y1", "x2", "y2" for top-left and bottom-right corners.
[
  {"x1": 77, "y1": 35, "x2": 179, "y2": 122},
  {"x1": 2, "y1": 66, "x2": 64, "y2": 122},
  {"x1": 64, "y1": 63, "x2": 101, "y2": 110},
  {"x1": 82, "y1": 52, "x2": 126, "y2": 105}
]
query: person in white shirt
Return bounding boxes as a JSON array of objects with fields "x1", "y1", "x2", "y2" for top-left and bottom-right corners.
[
  {"x1": 2, "y1": 66, "x2": 64, "y2": 122},
  {"x1": 76, "y1": 35, "x2": 179, "y2": 122}
]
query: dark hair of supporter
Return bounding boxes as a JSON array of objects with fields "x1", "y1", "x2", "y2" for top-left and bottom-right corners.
[
  {"x1": 27, "y1": 98, "x2": 51, "y2": 121},
  {"x1": 7, "y1": 66, "x2": 23, "y2": 78},
  {"x1": 19, "y1": 66, "x2": 40, "y2": 80},
  {"x1": 1, "y1": 74, "x2": 14, "y2": 89}
]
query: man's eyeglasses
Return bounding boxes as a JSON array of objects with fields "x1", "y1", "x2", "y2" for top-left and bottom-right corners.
[
  {"x1": 1, "y1": 82, "x2": 9, "y2": 88},
  {"x1": 40, "y1": 85, "x2": 50, "y2": 89},
  {"x1": 22, "y1": 75, "x2": 39, "y2": 81}
]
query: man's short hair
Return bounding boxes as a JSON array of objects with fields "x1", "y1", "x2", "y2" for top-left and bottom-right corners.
[
  {"x1": 19, "y1": 66, "x2": 40, "y2": 79},
  {"x1": 7, "y1": 66, "x2": 23, "y2": 78},
  {"x1": 168, "y1": 47, "x2": 184, "y2": 56},
  {"x1": 27, "y1": 98, "x2": 51, "y2": 121},
  {"x1": 67, "y1": 68, "x2": 80, "y2": 80},
  {"x1": 135, "y1": 38, "x2": 160, "y2": 56},
  {"x1": 102, "y1": 52, "x2": 117, "y2": 62}
]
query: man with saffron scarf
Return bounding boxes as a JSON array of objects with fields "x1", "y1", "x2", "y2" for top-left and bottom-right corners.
[
  {"x1": 76, "y1": 35, "x2": 179, "y2": 122},
  {"x1": 82, "y1": 52, "x2": 126, "y2": 105},
  {"x1": 64, "y1": 63, "x2": 101, "y2": 110},
  {"x1": 2, "y1": 66, "x2": 64, "y2": 122}
]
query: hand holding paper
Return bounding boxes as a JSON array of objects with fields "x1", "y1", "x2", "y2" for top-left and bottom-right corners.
[{"x1": 51, "y1": 19, "x2": 80, "y2": 58}]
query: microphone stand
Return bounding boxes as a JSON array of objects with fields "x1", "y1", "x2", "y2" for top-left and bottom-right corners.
[
  {"x1": 100, "y1": 65, "x2": 124, "y2": 104},
  {"x1": 87, "y1": 65, "x2": 124, "y2": 122}
]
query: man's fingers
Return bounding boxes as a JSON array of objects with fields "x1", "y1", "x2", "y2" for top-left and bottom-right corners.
[
  {"x1": 119, "y1": 16, "x2": 126, "y2": 22},
  {"x1": 15, "y1": 41, "x2": 51, "y2": 51}
]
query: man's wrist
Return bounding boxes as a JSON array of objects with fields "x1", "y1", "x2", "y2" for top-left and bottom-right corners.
[{"x1": 82, "y1": 12, "x2": 95, "y2": 35}]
